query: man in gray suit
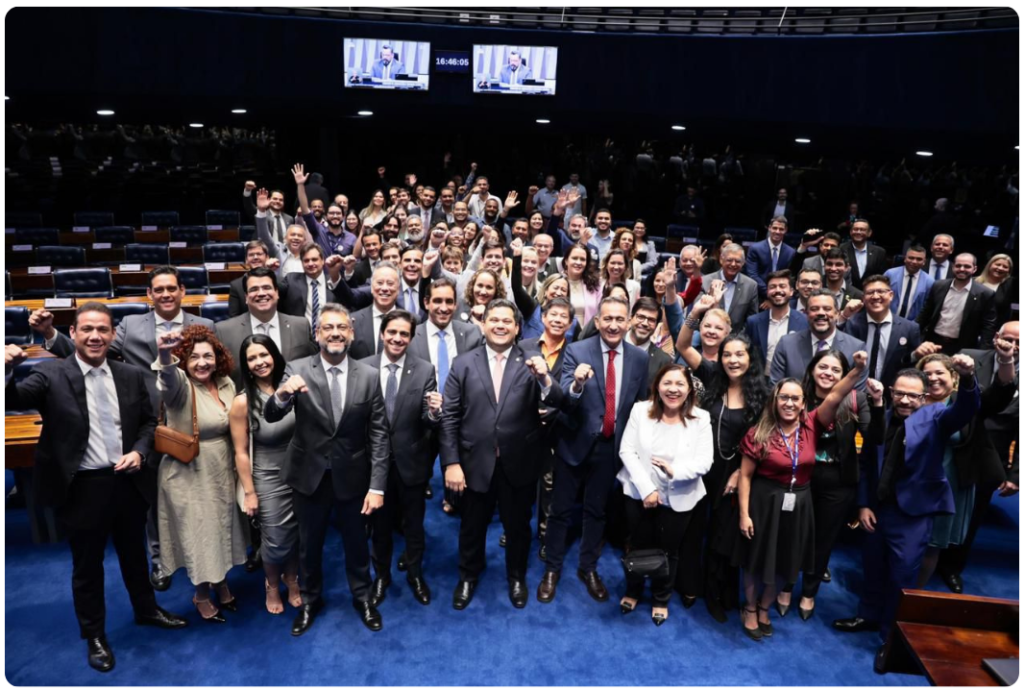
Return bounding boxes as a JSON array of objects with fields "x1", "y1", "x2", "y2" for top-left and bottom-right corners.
[
  {"x1": 499, "y1": 51, "x2": 534, "y2": 84},
  {"x1": 214, "y1": 267, "x2": 318, "y2": 387},
  {"x1": 31, "y1": 265, "x2": 216, "y2": 593},
  {"x1": 770, "y1": 289, "x2": 868, "y2": 389},
  {"x1": 699, "y1": 243, "x2": 759, "y2": 333},
  {"x1": 264, "y1": 303, "x2": 390, "y2": 635}
]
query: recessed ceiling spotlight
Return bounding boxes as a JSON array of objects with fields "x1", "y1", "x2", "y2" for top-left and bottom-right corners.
[
  {"x1": 916, "y1": 151, "x2": 933, "y2": 157},
  {"x1": 795, "y1": 138, "x2": 811, "y2": 144},
  {"x1": 357, "y1": 110, "x2": 373, "y2": 116},
  {"x1": 97, "y1": 109, "x2": 115, "y2": 116},
  {"x1": 231, "y1": 108, "x2": 247, "y2": 114},
  {"x1": 671, "y1": 125, "x2": 686, "y2": 131},
  {"x1": 189, "y1": 123, "x2": 204, "y2": 128},
  {"x1": 536, "y1": 118, "x2": 551, "y2": 124}
]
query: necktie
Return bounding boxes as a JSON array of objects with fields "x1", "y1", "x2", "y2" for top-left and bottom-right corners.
[
  {"x1": 869, "y1": 323, "x2": 883, "y2": 380},
  {"x1": 933, "y1": 263, "x2": 943, "y2": 281},
  {"x1": 771, "y1": 245, "x2": 779, "y2": 272},
  {"x1": 492, "y1": 353, "x2": 504, "y2": 402},
  {"x1": 310, "y1": 279, "x2": 320, "y2": 335},
  {"x1": 385, "y1": 363, "x2": 399, "y2": 422},
  {"x1": 602, "y1": 350, "x2": 617, "y2": 438},
  {"x1": 899, "y1": 274, "x2": 914, "y2": 318},
  {"x1": 258, "y1": 322, "x2": 270, "y2": 336},
  {"x1": 88, "y1": 368, "x2": 122, "y2": 466},
  {"x1": 436, "y1": 331, "x2": 450, "y2": 391},
  {"x1": 329, "y1": 367, "x2": 343, "y2": 427},
  {"x1": 405, "y1": 287, "x2": 417, "y2": 317},
  {"x1": 275, "y1": 215, "x2": 284, "y2": 244},
  {"x1": 816, "y1": 339, "x2": 828, "y2": 353},
  {"x1": 384, "y1": 62, "x2": 390, "y2": 80}
]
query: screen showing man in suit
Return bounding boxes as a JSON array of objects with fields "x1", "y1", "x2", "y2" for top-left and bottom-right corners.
[
  {"x1": 344, "y1": 38, "x2": 431, "y2": 91},
  {"x1": 473, "y1": 45, "x2": 558, "y2": 95}
]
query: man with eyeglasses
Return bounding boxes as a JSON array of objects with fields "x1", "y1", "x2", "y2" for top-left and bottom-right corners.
[
  {"x1": 833, "y1": 356, "x2": 981, "y2": 675},
  {"x1": 294, "y1": 164, "x2": 357, "y2": 258},
  {"x1": 624, "y1": 297, "x2": 674, "y2": 382},
  {"x1": 792, "y1": 267, "x2": 824, "y2": 314}
]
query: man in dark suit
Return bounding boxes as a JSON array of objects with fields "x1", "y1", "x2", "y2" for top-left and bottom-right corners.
[
  {"x1": 762, "y1": 187, "x2": 796, "y2": 230},
  {"x1": 923, "y1": 234, "x2": 955, "y2": 281},
  {"x1": 699, "y1": 243, "x2": 759, "y2": 333},
  {"x1": 361, "y1": 310, "x2": 441, "y2": 607},
  {"x1": 917, "y1": 253, "x2": 998, "y2": 354},
  {"x1": 215, "y1": 267, "x2": 318, "y2": 386},
  {"x1": 32, "y1": 265, "x2": 215, "y2": 592},
  {"x1": 407, "y1": 278, "x2": 484, "y2": 378},
  {"x1": 745, "y1": 216, "x2": 796, "y2": 302},
  {"x1": 834, "y1": 359, "x2": 980, "y2": 674},
  {"x1": 538, "y1": 296, "x2": 650, "y2": 604},
  {"x1": 744, "y1": 270, "x2": 809, "y2": 369},
  {"x1": 531, "y1": 233, "x2": 559, "y2": 283},
  {"x1": 264, "y1": 304, "x2": 391, "y2": 635},
  {"x1": 5, "y1": 303, "x2": 187, "y2": 673},
  {"x1": 276, "y1": 244, "x2": 342, "y2": 333},
  {"x1": 840, "y1": 219, "x2": 888, "y2": 291},
  {"x1": 440, "y1": 299, "x2": 563, "y2": 610},
  {"x1": 498, "y1": 50, "x2": 533, "y2": 84},
  {"x1": 228, "y1": 241, "x2": 280, "y2": 317},
  {"x1": 337, "y1": 262, "x2": 401, "y2": 360},
  {"x1": 822, "y1": 248, "x2": 865, "y2": 312},
  {"x1": 243, "y1": 183, "x2": 292, "y2": 241},
  {"x1": 344, "y1": 229, "x2": 384, "y2": 287},
  {"x1": 624, "y1": 297, "x2": 674, "y2": 381},
  {"x1": 370, "y1": 44, "x2": 406, "y2": 79},
  {"x1": 770, "y1": 290, "x2": 868, "y2": 389},
  {"x1": 839, "y1": 275, "x2": 934, "y2": 388}
]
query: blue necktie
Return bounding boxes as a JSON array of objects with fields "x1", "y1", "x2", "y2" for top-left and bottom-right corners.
[
  {"x1": 933, "y1": 263, "x2": 943, "y2": 281},
  {"x1": 385, "y1": 363, "x2": 399, "y2": 422},
  {"x1": 311, "y1": 279, "x2": 320, "y2": 335},
  {"x1": 771, "y1": 245, "x2": 779, "y2": 272},
  {"x1": 436, "y1": 331, "x2": 450, "y2": 391},
  {"x1": 405, "y1": 287, "x2": 418, "y2": 318},
  {"x1": 88, "y1": 368, "x2": 122, "y2": 465}
]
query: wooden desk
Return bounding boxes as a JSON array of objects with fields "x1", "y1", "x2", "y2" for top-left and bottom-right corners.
[
  {"x1": 8, "y1": 264, "x2": 247, "y2": 294},
  {"x1": 6, "y1": 414, "x2": 42, "y2": 469},
  {"x1": 5, "y1": 294, "x2": 228, "y2": 326},
  {"x1": 6, "y1": 228, "x2": 240, "y2": 247}
]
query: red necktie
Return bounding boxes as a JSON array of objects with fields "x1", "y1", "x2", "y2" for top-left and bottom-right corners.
[{"x1": 602, "y1": 350, "x2": 616, "y2": 438}]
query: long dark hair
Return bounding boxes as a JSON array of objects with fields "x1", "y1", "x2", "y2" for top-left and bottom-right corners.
[
  {"x1": 703, "y1": 333, "x2": 769, "y2": 426},
  {"x1": 802, "y1": 348, "x2": 856, "y2": 425},
  {"x1": 238, "y1": 334, "x2": 287, "y2": 432}
]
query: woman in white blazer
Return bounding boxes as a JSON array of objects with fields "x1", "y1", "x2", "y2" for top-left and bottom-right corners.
[{"x1": 617, "y1": 364, "x2": 714, "y2": 626}]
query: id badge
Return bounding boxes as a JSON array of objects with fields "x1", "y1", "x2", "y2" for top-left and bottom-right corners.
[{"x1": 781, "y1": 492, "x2": 796, "y2": 512}]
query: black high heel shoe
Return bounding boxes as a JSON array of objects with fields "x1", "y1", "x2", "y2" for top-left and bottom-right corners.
[
  {"x1": 741, "y1": 605, "x2": 763, "y2": 641},
  {"x1": 681, "y1": 594, "x2": 697, "y2": 609},
  {"x1": 193, "y1": 597, "x2": 226, "y2": 624},
  {"x1": 757, "y1": 604, "x2": 774, "y2": 637},
  {"x1": 774, "y1": 596, "x2": 790, "y2": 618},
  {"x1": 799, "y1": 600, "x2": 815, "y2": 621},
  {"x1": 620, "y1": 597, "x2": 638, "y2": 615},
  {"x1": 652, "y1": 608, "x2": 668, "y2": 626},
  {"x1": 214, "y1": 582, "x2": 238, "y2": 612}
]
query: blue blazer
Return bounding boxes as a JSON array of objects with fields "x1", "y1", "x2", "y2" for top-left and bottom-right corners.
[
  {"x1": 858, "y1": 377, "x2": 981, "y2": 516},
  {"x1": 743, "y1": 309, "x2": 808, "y2": 367},
  {"x1": 555, "y1": 338, "x2": 650, "y2": 465},
  {"x1": 884, "y1": 267, "x2": 934, "y2": 322},
  {"x1": 839, "y1": 313, "x2": 922, "y2": 388},
  {"x1": 744, "y1": 240, "x2": 796, "y2": 300}
]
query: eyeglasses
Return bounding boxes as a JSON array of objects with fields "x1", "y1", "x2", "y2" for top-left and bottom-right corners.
[
  {"x1": 890, "y1": 389, "x2": 927, "y2": 401},
  {"x1": 633, "y1": 314, "x2": 658, "y2": 324},
  {"x1": 777, "y1": 394, "x2": 804, "y2": 403},
  {"x1": 864, "y1": 289, "x2": 892, "y2": 297}
]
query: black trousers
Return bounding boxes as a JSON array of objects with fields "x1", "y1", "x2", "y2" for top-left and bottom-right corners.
[
  {"x1": 537, "y1": 449, "x2": 556, "y2": 541},
  {"x1": 675, "y1": 495, "x2": 709, "y2": 596},
  {"x1": 623, "y1": 498, "x2": 691, "y2": 606},
  {"x1": 544, "y1": 437, "x2": 618, "y2": 573},
  {"x1": 370, "y1": 468, "x2": 428, "y2": 579},
  {"x1": 57, "y1": 469, "x2": 157, "y2": 639},
  {"x1": 293, "y1": 471, "x2": 372, "y2": 606},
  {"x1": 458, "y1": 462, "x2": 534, "y2": 582},
  {"x1": 801, "y1": 463, "x2": 857, "y2": 598},
  {"x1": 938, "y1": 480, "x2": 1001, "y2": 579}
]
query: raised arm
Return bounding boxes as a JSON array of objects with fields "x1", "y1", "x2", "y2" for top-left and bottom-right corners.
[
  {"x1": 675, "y1": 290, "x2": 720, "y2": 370},
  {"x1": 151, "y1": 330, "x2": 189, "y2": 411},
  {"x1": 816, "y1": 350, "x2": 867, "y2": 428}
]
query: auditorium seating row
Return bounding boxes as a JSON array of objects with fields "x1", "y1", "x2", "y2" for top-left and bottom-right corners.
[{"x1": 6, "y1": 210, "x2": 243, "y2": 229}]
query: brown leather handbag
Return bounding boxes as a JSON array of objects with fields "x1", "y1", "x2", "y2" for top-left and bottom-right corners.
[{"x1": 154, "y1": 381, "x2": 200, "y2": 463}]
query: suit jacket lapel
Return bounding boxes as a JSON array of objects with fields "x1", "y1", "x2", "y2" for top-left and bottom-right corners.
[
  {"x1": 591, "y1": 338, "x2": 607, "y2": 400},
  {"x1": 758, "y1": 315, "x2": 770, "y2": 356},
  {"x1": 391, "y1": 357, "x2": 416, "y2": 421},
  {"x1": 63, "y1": 357, "x2": 89, "y2": 420},
  {"x1": 144, "y1": 312, "x2": 158, "y2": 363},
  {"x1": 797, "y1": 335, "x2": 813, "y2": 373},
  {"x1": 474, "y1": 349, "x2": 497, "y2": 409},
  {"x1": 495, "y1": 348, "x2": 522, "y2": 417},
  {"x1": 308, "y1": 356, "x2": 334, "y2": 428}
]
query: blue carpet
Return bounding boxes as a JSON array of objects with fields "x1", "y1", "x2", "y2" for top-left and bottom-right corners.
[{"x1": 4, "y1": 473, "x2": 1018, "y2": 686}]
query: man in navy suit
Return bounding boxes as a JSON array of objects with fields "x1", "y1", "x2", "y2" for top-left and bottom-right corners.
[
  {"x1": 833, "y1": 359, "x2": 980, "y2": 674},
  {"x1": 745, "y1": 216, "x2": 796, "y2": 303},
  {"x1": 838, "y1": 275, "x2": 935, "y2": 388},
  {"x1": 840, "y1": 219, "x2": 889, "y2": 291},
  {"x1": 538, "y1": 296, "x2": 650, "y2": 604},
  {"x1": 771, "y1": 290, "x2": 868, "y2": 389},
  {"x1": 917, "y1": 253, "x2": 998, "y2": 354},
  {"x1": 884, "y1": 245, "x2": 934, "y2": 322},
  {"x1": 440, "y1": 299, "x2": 562, "y2": 610},
  {"x1": 370, "y1": 44, "x2": 406, "y2": 79},
  {"x1": 744, "y1": 270, "x2": 808, "y2": 369},
  {"x1": 762, "y1": 187, "x2": 796, "y2": 229}
]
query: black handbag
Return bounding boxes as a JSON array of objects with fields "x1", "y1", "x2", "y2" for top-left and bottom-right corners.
[{"x1": 620, "y1": 548, "x2": 669, "y2": 580}]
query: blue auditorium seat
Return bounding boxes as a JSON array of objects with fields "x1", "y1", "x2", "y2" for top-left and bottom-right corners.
[
  {"x1": 94, "y1": 226, "x2": 136, "y2": 245},
  {"x1": 73, "y1": 211, "x2": 115, "y2": 228},
  {"x1": 5, "y1": 307, "x2": 32, "y2": 345},
  {"x1": 140, "y1": 211, "x2": 180, "y2": 227},
  {"x1": 170, "y1": 226, "x2": 209, "y2": 245},
  {"x1": 200, "y1": 302, "x2": 231, "y2": 323},
  {"x1": 14, "y1": 228, "x2": 59, "y2": 245},
  {"x1": 109, "y1": 302, "x2": 150, "y2": 327},
  {"x1": 36, "y1": 246, "x2": 86, "y2": 267},
  {"x1": 53, "y1": 268, "x2": 114, "y2": 298},
  {"x1": 176, "y1": 267, "x2": 209, "y2": 295},
  {"x1": 125, "y1": 243, "x2": 170, "y2": 265},
  {"x1": 5, "y1": 212, "x2": 43, "y2": 228},
  {"x1": 205, "y1": 210, "x2": 241, "y2": 227},
  {"x1": 203, "y1": 242, "x2": 246, "y2": 264}
]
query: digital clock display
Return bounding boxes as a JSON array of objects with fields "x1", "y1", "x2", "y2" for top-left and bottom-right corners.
[{"x1": 434, "y1": 50, "x2": 471, "y2": 73}]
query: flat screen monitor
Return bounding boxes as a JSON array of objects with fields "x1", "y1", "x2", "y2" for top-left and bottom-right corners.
[
  {"x1": 344, "y1": 38, "x2": 430, "y2": 91},
  {"x1": 473, "y1": 45, "x2": 557, "y2": 95}
]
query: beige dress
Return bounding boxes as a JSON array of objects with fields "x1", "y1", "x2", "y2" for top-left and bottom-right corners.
[{"x1": 152, "y1": 359, "x2": 246, "y2": 585}]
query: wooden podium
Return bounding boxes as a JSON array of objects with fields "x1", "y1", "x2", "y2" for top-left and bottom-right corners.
[{"x1": 882, "y1": 589, "x2": 1018, "y2": 685}]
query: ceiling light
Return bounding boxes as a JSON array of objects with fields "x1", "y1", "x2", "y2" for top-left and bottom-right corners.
[
  {"x1": 189, "y1": 123, "x2": 204, "y2": 128},
  {"x1": 916, "y1": 151, "x2": 933, "y2": 157},
  {"x1": 96, "y1": 109, "x2": 115, "y2": 116},
  {"x1": 795, "y1": 138, "x2": 811, "y2": 144},
  {"x1": 357, "y1": 110, "x2": 373, "y2": 116},
  {"x1": 231, "y1": 108, "x2": 247, "y2": 114},
  {"x1": 671, "y1": 125, "x2": 686, "y2": 131},
  {"x1": 536, "y1": 118, "x2": 551, "y2": 124}
]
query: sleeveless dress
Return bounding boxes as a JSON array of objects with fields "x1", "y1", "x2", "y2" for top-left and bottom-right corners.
[{"x1": 249, "y1": 389, "x2": 299, "y2": 565}]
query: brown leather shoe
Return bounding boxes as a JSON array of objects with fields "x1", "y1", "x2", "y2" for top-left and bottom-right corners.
[
  {"x1": 537, "y1": 571, "x2": 559, "y2": 603},
  {"x1": 577, "y1": 569, "x2": 609, "y2": 602}
]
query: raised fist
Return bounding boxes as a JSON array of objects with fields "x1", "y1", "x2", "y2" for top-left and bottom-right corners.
[
  {"x1": 950, "y1": 353, "x2": 975, "y2": 377},
  {"x1": 573, "y1": 363, "x2": 594, "y2": 391}
]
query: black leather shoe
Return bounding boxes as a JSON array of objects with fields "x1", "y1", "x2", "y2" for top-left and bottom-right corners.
[
  {"x1": 822, "y1": 566, "x2": 832, "y2": 583},
  {"x1": 873, "y1": 645, "x2": 888, "y2": 675},
  {"x1": 149, "y1": 565, "x2": 171, "y2": 592},
  {"x1": 943, "y1": 572, "x2": 964, "y2": 594},
  {"x1": 244, "y1": 547, "x2": 262, "y2": 574},
  {"x1": 355, "y1": 601, "x2": 383, "y2": 631},
  {"x1": 537, "y1": 570, "x2": 559, "y2": 603},
  {"x1": 577, "y1": 569, "x2": 609, "y2": 602},
  {"x1": 370, "y1": 577, "x2": 391, "y2": 607},
  {"x1": 291, "y1": 601, "x2": 323, "y2": 636},
  {"x1": 407, "y1": 576, "x2": 431, "y2": 605},
  {"x1": 538, "y1": 544, "x2": 547, "y2": 562},
  {"x1": 508, "y1": 579, "x2": 528, "y2": 609},
  {"x1": 452, "y1": 580, "x2": 475, "y2": 610},
  {"x1": 397, "y1": 552, "x2": 408, "y2": 572},
  {"x1": 87, "y1": 636, "x2": 115, "y2": 672},
  {"x1": 682, "y1": 594, "x2": 697, "y2": 609},
  {"x1": 424, "y1": 485, "x2": 433, "y2": 499},
  {"x1": 499, "y1": 533, "x2": 507, "y2": 548},
  {"x1": 135, "y1": 606, "x2": 188, "y2": 629},
  {"x1": 832, "y1": 616, "x2": 880, "y2": 633}
]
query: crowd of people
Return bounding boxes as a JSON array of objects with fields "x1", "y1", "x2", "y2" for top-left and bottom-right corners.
[{"x1": 4, "y1": 160, "x2": 1018, "y2": 677}]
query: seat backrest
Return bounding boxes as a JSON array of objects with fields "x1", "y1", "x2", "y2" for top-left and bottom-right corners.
[
  {"x1": 205, "y1": 210, "x2": 241, "y2": 227},
  {"x1": 140, "y1": 211, "x2": 180, "y2": 227},
  {"x1": 108, "y1": 302, "x2": 150, "y2": 327},
  {"x1": 14, "y1": 228, "x2": 59, "y2": 245},
  {"x1": 724, "y1": 227, "x2": 758, "y2": 242},
  {"x1": 5, "y1": 212, "x2": 43, "y2": 228},
  {"x1": 37, "y1": 245, "x2": 86, "y2": 267},
  {"x1": 203, "y1": 242, "x2": 246, "y2": 264},
  {"x1": 666, "y1": 224, "x2": 700, "y2": 240},
  {"x1": 53, "y1": 268, "x2": 113, "y2": 298},
  {"x1": 200, "y1": 302, "x2": 232, "y2": 323},
  {"x1": 94, "y1": 226, "x2": 136, "y2": 245},
  {"x1": 176, "y1": 267, "x2": 209, "y2": 294},
  {"x1": 239, "y1": 225, "x2": 256, "y2": 242},
  {"x1": 170, "y1": 226, "x2": 209, "y2": 245},
  {"x1": 125, "y1": 243, "x2": 170, "y2": 265},
  {"x1": 73, "y1": 211, "x2": 115, "y2": 228},
  {"x1": 5, "y1": 306, "x2": 31, "y2": 345}
]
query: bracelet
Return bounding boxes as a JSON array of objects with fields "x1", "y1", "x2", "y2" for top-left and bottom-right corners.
[
  {"x1": 684, "y1": 315, "x2": 702, "y2": 330},
  {"x1": 996, "y1": 356, "x2": 1015, "y2": 365}
]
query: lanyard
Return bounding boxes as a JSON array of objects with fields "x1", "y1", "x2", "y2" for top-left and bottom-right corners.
[{"x1": 778, "y1": 425, "x2": 801, "y2": 491}]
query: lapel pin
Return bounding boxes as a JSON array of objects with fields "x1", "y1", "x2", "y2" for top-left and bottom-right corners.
[
  {"x1": 516, "y1": 357, "x2": 522, "y2": 362},
  {"x1": 899, "y1": 337, "x2": 907, "y2": 346}
]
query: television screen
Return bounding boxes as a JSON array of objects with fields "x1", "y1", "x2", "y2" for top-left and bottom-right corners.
[
  {"x1": 473, "y1": 45, "x2": 557, "y2": 95},
  {"x1": 344, "y1": 39, "x2": 431, "y2": 91}
]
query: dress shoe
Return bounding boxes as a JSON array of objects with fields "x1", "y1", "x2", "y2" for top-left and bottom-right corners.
[
  {"x1": 407, "y1": 576, "x2": 431, "y2": 605},
  {"x1": 291, "y1": 601, "x2": 323, "y2": 636},
  {"x1": 452, "y1": 580, "x2": 475, "y2": 610},
  {"x1": 799, "y1": 604, "x2": 815, "y2": 621},
  {"x1": 134, "y1": 606, "x2": 188, "y2": 629},
  {"x1": 577, "y1": 569, "x2": 609, "y2": 602},
  {"x1": 537, "y1": 571, "x2": 559, "y2": 603},
  {"x1": 757, "y1": 605, "x2": 773, "y2": 637},
  {"x1": 652, "y1": 611, "x2": 668, "y2": 626},
  {"x1": 822, "y1": 566, "x2": 832, "y2": 583},
  {"x1": 499, "y1": 533, "x2": 507, "y2": 548},
  {"x1": 741, "y1": 607, "x2": 763, "y2": 642},
  {"x1": 397, "y1": 552, "x2": 408, "y2": 572},
  {"x1": 149, "y1": 565, "x2": 171, "y2": 592},
  {"x1": 682, "y1": 594, "x2": 697, "y2": 609},
  {"x1": 192, "y1": 597, "x2": 226, "y2": 624},
  {"x1": 832, "y1": 616, "x2": 880, "y2": 633},
  {"x1": 943, "y1": 572, "x2": 964, "y2": 594},
  {"x1": 86, "y1": 636, "x2": 115, "y2": 673},
  {"x1": 354, "y1": 601, "x2": 383, "y2": 631},
  {"x1": 370, "y1": 577, "x2": 391, "y2": 607},
  {"x1": 873, "y1": 645, "x2": 888, "y2": 675},
  {"x1": 244, "y1": 547, "x2": 262, "y2": 573},
  {"x1": 424, "y1": 485, "x2": 433, "y2": 499},
  {"x1": 774, "y1": 597, "x2": 790, "y2": 617},
  {"x1": 508, "y1": 579, "x2": 528, "y2": 609}
]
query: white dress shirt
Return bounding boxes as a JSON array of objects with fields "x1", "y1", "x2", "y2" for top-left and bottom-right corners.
[
  {"x1": 927, "y1": 258, "x2": 950, "y2": 281},
  {"x1": 767, "y1": 240, "x2": 784, "y2": 271},
  {"x1": 766, "y1": 308, "x2": 791, "y2": 365},
  {"x1": 154, "y1": 310, "x2": 185, "y2": 337},
  {"x1": 371, "y1": 306, "x2": 392, "y2": 351},
  {"x1": 76, "y1": 356, "x2": 124, "y2": 470},
  {"x1": 426, "y1": 319, "x2": 457, "y2": 371},
  {"x1": 935, "y1": 279, "x2": 972, "y2": 339},
  {"x1": 251, "y1": 312, "x2": 283, "y2": 352},
  {"x1": 853, "y1": 245, "x2": 868, "y2": 278}
]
